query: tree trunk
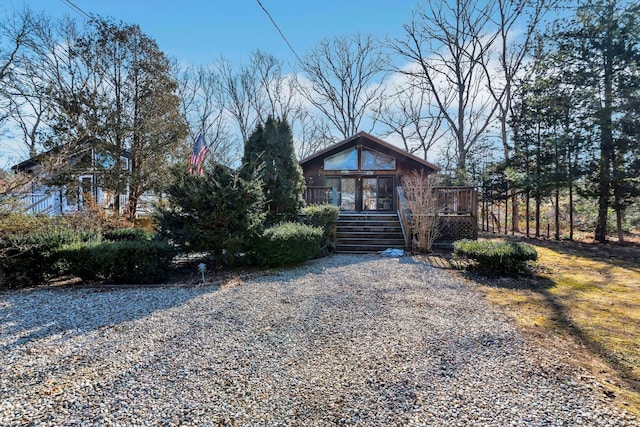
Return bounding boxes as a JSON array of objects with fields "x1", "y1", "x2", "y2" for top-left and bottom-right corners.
[
  {"x1": 504, "y1": 198, "x2": 508, "y2": 235},
  {"x1": 616, "y1": 205, "x2": 624, "y2": 243},
  {"x1": 535, "y1": 192, "x2": 541, "y2": 238},
  {"x1": 569, "y1": 182, "x2": 574, "y2": 241},
  {"x1": 526, "y1": 192, "x2": 530, "y2": 238},
  {"x1": 511, "y1": 190, "x2": 519, "y2": 234},
  {"x1": 595, "y1": 2, "x2": 615, "y2": 244},
  {"x1": 555, "y1": 187, "x2": 560, "y2": 240},
  {"x1": 127, "y1": 195, "x2": 138, "y2": 223}
]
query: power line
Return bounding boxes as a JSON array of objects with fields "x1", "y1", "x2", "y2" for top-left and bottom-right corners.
[
  {"x1": 59, "y1": 0, "x2": 92, "y2": 20},
  {"x1": 256, "y1": 0, "x2": 303, "y2": 64}
]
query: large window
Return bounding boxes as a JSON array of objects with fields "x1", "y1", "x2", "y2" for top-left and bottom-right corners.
[
  {"x1": 324, "y1": 146, "x2": 397, "y2": 171},
  {"x1": 360, "y1": 148, "x2": 396, "y2": 170},
  {"x1": 324, "y1": 148, "x2": 358, "y2": 170}
]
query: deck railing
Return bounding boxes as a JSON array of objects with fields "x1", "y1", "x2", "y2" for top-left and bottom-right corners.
[
  {"x1": 396, "y1": 186, "x2": 411, "y2": 247},
  {"x1": 303, "y1": 185, "x2": 477, "y2": 217},
  {"x1": 398, "y1": 185, "x2": 478, "y2": 247},
  {"x1": 433, "y1": 186, "x2": 477, "y2": 216},
  {"x1": 304, "y1": 186, "x2": 338, "y2": 206}
]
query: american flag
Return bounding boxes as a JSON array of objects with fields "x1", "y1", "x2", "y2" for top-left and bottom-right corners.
[{"x1": 188, "y1": 134, "x2": 210, "y2": 175}]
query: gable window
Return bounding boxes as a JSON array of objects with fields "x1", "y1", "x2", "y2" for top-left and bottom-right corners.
[
  {"x1": 360, "y1": 148, "x2": 396, "y2": 170},
  {"x1": 324, "y1": 148, "x2": 357, "y2": 170}
]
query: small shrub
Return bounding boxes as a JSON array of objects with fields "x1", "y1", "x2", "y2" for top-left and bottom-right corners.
[
  {"x1": 453, "y1": 239, "x2": 538, "y2": 275},
  {"x1": 59, "y1": 240, "x2": 176, "y2": 284},
  {"x1": 252, "y1": 222, "x2": 323, "y2": 266},
  {"x1": 300, "y1": 204, "x2": 340, "y2": 254},
  {"x1": 103, "y1": 227, "x2": 152, "y2": 242}
]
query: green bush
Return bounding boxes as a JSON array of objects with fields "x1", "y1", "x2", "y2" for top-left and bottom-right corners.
[
  {"x1": 0, "y1": 212, "x2": 54, "y2": 236},
  {"x1": 300, "y1": 204, "x2": 340, "y2": 254},
  {"x1": 0, "y1": 229, "x2": 100, "y2": 289},
  {"x1": 103, "y1": 227, "x2": 152, "y2": 242},
  {"x1": 453, "y1": 239, "x2": 538, "y2": 275},
  {"x1": 252, "y1": 222, "x2": 323, "y2": 266},
  {"x1": 59, "y1": 240, "x2": 176, "y2": 284},
  {"x1": 156, "y1": 164, "x2": 265, "y2": 266}
]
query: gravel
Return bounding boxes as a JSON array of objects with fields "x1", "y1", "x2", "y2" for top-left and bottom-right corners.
[{"x1": 0, "y1": 254, "x2": 637, "y2": 426}]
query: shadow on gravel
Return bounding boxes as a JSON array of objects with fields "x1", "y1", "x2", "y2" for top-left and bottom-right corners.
[
  {"x1": 465, "y1": 270, "x2": 640, "y2": 395},
  {"x1": 0, "y1": 285, "x2": 220, "y2": 353},
  {"x1": 0, "y1": 253, "x2": 389, "y2": 354}
]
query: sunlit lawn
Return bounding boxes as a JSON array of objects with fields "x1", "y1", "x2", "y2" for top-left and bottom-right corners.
[{"x1": 467, "y1": 238, "x2": 640, "y2": 415}]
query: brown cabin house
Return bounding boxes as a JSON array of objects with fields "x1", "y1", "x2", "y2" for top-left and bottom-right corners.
[{"x1": 300, "y1": 132, "x2": 477, "y2": 252}]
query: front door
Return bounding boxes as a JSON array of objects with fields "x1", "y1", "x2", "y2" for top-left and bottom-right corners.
[
  {"x1": 363, "y1": 178, "x2": 377, "y2": 211},
  {"x1": 362, "y1": 176, "x2": 394, "y2": 211},
  {"x1": 327, "y1": 176, "x2": 394, "y2": 212}
]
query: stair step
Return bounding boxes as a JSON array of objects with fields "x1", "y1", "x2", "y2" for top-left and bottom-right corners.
[{"x1": 334, "y1": 212, "x2": 406, "y2": 253}]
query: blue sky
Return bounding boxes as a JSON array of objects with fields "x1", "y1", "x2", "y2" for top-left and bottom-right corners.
[
  {"x1": 1, "y1": 0, "x2": 423, "y2": 166},
  {"x1": 7, "y1": 0, "x2": 419, "y2": 67}
]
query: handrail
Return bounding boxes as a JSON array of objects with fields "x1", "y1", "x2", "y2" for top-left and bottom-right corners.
[
  {"x1": 396, "y1": 186, "x2": 411, "y2": 248},
  {"x1": 8, "y1": 193, "x2": 56, "y2": 215}
]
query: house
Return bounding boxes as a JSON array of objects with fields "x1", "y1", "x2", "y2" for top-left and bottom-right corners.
[
  {"x1": 300, "y1": 132, "x2": 440, "y2": 211},
  {"x1": 9, "y1": 140, "x2": 133, "y2": 216},
  {"x1": 300, "y1": 132, "x2": 477, "y2": 251}
]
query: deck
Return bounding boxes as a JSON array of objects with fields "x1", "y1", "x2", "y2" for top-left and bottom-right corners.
[{"x1": 314, "y1": 187, "x2": 478, "y2": 253}]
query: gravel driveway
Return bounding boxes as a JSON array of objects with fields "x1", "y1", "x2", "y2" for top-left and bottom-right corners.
[{"x1": 1, "y1": 254, "x2": 637, "y2": 426}]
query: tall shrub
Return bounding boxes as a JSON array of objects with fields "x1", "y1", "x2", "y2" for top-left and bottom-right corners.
[
  {"x1": 402, "y1": 171, "x2": 440, "y2": 252},
  {"x1": 156, "y1": 165, "x2": 264, "y2": 265},
  {"x1": 252, "y1": 222, "x2": 323, "y2": 266},
  {"x1": 241, "y1": 117, "x2": 305, "y2": 224}
]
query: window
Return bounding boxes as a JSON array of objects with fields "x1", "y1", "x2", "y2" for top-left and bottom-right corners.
[
  {"x1": 324, "y1": 148, "x2": 358, "y2": 170},
  {"x1": 95, "y1": 152, "x2": 115, "y2": 168},
  {"x1": 360, "y1": 148, "x2": 395, "y2": 170}
]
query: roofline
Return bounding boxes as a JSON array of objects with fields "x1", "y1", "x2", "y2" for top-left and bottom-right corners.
[
  {"x1": 10, "y1": 140, "x2": 132, "y2": 171},
  {"x1": 299, "y1": 131, "x2": 441, "y2": 172}
]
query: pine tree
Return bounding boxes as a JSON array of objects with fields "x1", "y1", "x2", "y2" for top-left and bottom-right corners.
[
  {"x1": 157, "y1": 165, "x2": 265, "y2": 266},
  {"x1": 242, "y1": 117, "x2": 305, "y2": 224},
  {"x1": 552, "y1": 0, "x2": 640, "y2": 242}
]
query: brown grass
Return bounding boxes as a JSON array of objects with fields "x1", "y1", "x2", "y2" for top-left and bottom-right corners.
[{"x1": 422, "y1": 235, "x2": 640, "y2": 416}]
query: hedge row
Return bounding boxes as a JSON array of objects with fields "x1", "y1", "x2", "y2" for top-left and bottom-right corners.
[
  {"x1": 0, "y1": 229, "x2": 99, "y2": 288},
  {"x1": 0, "y1": 227, "x2": 171, "y2": 288},
  {"x1": 58, "y1": 240, "x2": 175, "y2": 284}
]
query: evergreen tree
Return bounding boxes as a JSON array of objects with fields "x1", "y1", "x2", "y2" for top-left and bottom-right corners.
[
  {"x1": 242, "y1": 117, "x2": 305, "y2": 224},
  {"x1": 156, "y1": 165, "x2": 265, "y2": 266},
  {"x1": 552, "y1": 0, "x2": 640, "y2": 242}
]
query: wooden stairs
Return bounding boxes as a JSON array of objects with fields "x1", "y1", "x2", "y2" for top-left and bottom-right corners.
[{"x1": 335, "y1": 212, "x2": 406, "y2": 253}]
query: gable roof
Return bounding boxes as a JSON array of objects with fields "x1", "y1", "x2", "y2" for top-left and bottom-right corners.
[
  {"x1": 11, "y1": 140, "x2": 131, "y2": 173},
  {"x1": 299, "y1": 131, "x2": 440, "y2": 172}
]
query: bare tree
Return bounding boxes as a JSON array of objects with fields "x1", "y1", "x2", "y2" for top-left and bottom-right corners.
[
  {"x1": 0, "y1": 7, "x2": 37, "y2": 132},
  {"x1": 177, "y1": 64, "x2": 239, "y2": 166},
  {"x1": 391, "y1": 0, "x2": 501, "y2": 176},
  {"x1": 249, "y1": 50, "x2": 299, "y2": 123},
  {"x1": 402, "y1": 170, "x2": 441, "y2": 252},
  {"x1": 298, "y1": 33, "x2": 389, "y2": 139},
  {"x1": 6, "y1": 57, "x2": 49, "y2": 158},
  {"x1": 215, "y1": 58, "x2": 258, "y2": 144},
  {"x1": 216, "y1": 50, "x2": 302, "y2": 145},
  {"x1": 292, "y1": 109, "x2": 335, "y2": 160},
  {"x1": 375, "y1": 81, "x2": 445, "y2": 161}
]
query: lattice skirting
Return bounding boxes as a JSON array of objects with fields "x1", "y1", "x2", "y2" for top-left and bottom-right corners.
[{"x1": 436, "y1": 216, "x2": 477, "y2": 242}]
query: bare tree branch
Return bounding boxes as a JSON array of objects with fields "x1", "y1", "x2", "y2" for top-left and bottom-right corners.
[{"x1": 298, "y1": 33, "x2": 389, "y2": 139}]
